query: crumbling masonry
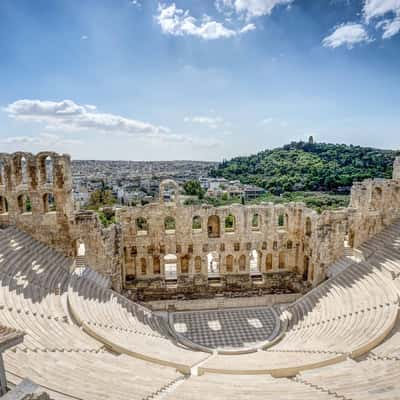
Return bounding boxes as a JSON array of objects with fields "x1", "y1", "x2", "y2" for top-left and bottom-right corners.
[{"x1": 1, "y1": 151, "x2": 400, "y2": 301}]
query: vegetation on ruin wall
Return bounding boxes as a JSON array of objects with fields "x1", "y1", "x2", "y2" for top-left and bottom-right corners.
[
  {"x1": 86, "y1": 186, "x2": 116, "y2": 227},
  {"x1": 184, "y1": 192, "x2": 349, "y2": 213},
  {"x1": 210, "y1": 141, "x2": 399, "y2": 195}
]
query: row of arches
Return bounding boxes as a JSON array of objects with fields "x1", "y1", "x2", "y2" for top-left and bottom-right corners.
[
  {"x1": 132, "y1": 214, "x2": 313, "y2": 237},
  {"x1": 125, "y1": 251, "x2": 314, "y2": 279},
  {"x1": 0, "y1": 193, "x2": 56, "y2": 215},
  {"x1": 0, "y1": 154, "x2": 53, "y2": 188}
]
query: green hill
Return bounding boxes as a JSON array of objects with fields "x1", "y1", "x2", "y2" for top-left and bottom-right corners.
[{"x1": 210, "y1": 140, "x2": 399, "y2": 195}]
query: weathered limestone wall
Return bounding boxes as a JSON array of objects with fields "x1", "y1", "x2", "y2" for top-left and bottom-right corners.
[
  {"x1": 0, "y1": 152, "x2": 122, "y2": 290},
  {"x1": 393, "y1": 156, "x2": 400, "y2": 180},
  {"x1": 0, "y1": 151, "x2": 74, "y2": 254},
  {"x1": 348, "y1": 178, "x2": 400, "y2": 248},
  {"x1": 117, "y1": 195, "x2": 348, "y2": 300},
  {"x1": 1, "y1": 151, "x2": 399, "y2": 300}
]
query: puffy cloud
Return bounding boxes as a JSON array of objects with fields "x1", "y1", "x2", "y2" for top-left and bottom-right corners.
[
  {"x1": 3, "y1": 99, "x2": 220, "y2": 149},
  {"x1": 379, "y1": 16, "x2": 400, "y2": 38},
  {"x1": 4, "y1": 99, "x2": 169, "y2": 136},
  {"x1": 363, "y1": 0, "x2": 400, "y2": 22},
  {"x1": 216, "y1": 0, "x2": 294, "y2": 18},
  {"x1": 363, "y1": 0, "x2": 400, "y2": 39},
  {"x1": 156, "y1": 3, "x2": 254, "y2": 39},
  {"x1": 322, "y1": 23, "x2": 371, "y2": 48}
]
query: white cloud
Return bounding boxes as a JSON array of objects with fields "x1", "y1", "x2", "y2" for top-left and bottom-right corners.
[
  {"x1": 363, "y1": 0, "x2": 400, "y2": 38},
  {"x1": 156, "y1": 3, "x2": 254, "y2": 39},
  {"x1": 379, "y1": 16, "x2": 400, "y2": 38},
  {"x1": 4, "y1": 99, "x2": 169, "y2": 136},
  {"x1": 81, "y1": 35, "x2": 88, "y2": 40},
  {"x1": 0, "y1": 133, "x2": 83, "y2": 147},
  {"x1": 322, "y1": 23, "x2": 371, "y2": 48},
  {"x1": 3, "y1": 99, "x2": 220, "y2": 149},
  {"x1": 363, "y1": 0, "x2": 400, "y2": 22},
  {"x1": 240, "y1": 23, "x2": 256, "y2": 33},
  {"x1": 216, "y1": 0, "x2": 294, "y2": 19},
  {"x1": 184, "y1": 115, "x2": 225, "y2": 129}
]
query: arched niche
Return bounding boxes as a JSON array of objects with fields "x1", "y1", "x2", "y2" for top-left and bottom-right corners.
[
  {"x1": 226, "y1": 254, "x2": 234, "y2": 272},
  {"x1": 17, "y1": 193, "x2": 31, "y2": 214},
  {"x1": 207, "y1": 215, "x2": 220, "y2": 238},
  {"x1": 43, "y1": 192, "x2": 56, "y2": 213},
  {"x1": 159, "y1": 179, "x2": 179, "y2": 203},
  {"x1": 164, "y1": 216, "x2": 176, "y2": 232},
  {"x1": 0, "y1": 196, "x2": 8, "y2": 215},
  {"x1": 136, "y1": 217, "x2": 148, "y2": 234},
  {"x1": 164, "y1": 254, "x2": 177, "y2": 280},
  {"x1": 305, "y1": 217, "x2": 312, "y2": 237},
  {"x1": 224, "y1": 214, "x2": 235, "y2": 232},
  {"x1": 192, "y1": 215, "x2": 202, "y2": 231}
]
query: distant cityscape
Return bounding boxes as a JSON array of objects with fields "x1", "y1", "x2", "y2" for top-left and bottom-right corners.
[{"x1": 72, "y1": 160, "x2": 266, "y2": 207}]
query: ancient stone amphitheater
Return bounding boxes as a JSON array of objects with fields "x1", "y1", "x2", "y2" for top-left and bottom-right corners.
[{"x1": 0, "y1": 151, "x2": 400, "y2": 399}]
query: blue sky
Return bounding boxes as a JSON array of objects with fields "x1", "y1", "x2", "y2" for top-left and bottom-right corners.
[{"x1": 0, "y1": 0, "x2": 399, "y2": 160}]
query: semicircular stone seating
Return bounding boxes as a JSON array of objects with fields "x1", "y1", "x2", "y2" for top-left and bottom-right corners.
[{"x1": 1, "y1": 219, "x2": 400, "y2": 400}]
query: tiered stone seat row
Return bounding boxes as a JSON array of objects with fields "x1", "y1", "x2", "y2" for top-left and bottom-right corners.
[
  {"x1": 5, "y1": 349, "x2": 181, "y2": 400},
  {"x1": 68, "y1": 273, "x2": 209, "y2": 372},
  {"x1": 163, "y1": 373, "x2": 337, "y2": 400},
  {"x1": 297, "y1": 358, "x2": 400, "y2": 400},
  {"x1": 200, "y1": 222, "x2": 400, "y2": 376},
  {"x1": 0, "y1": 226, "x2": 184, "y2": 399}
]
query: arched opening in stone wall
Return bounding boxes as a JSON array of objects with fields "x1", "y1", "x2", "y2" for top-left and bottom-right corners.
[
  {"x1": 192, "y1": 215, "x2": 202, "y2": 231},
  {"x1": 17, "y1": 193, "x2": 31, "y2": 214},
  {"x1": 38, "y1": 155, "x2": 53, "y2": 185},
  {"x1": 43, "y1": 192, "x2": 56, "y2": 213},
  {"x1": 21, "y1": 156, "x2": 28, "y2": 184},
  {"x1": 0, "y1": 196, "x2": 8, "y2": 215},
  {"x1": 278, "y1": 252, "x2": 286, "y2": 269},
  {"x1": 207, "y1": 251, "x2": 220, "y2": 277},
  {"x1": 136, "y1": 217, "x2": 148, "y2": 234},
  {"x1": 252, "y1": 213, "x2": 260, "y2": 230},
  {"x1": 266, "y1": 253, "x2": 273, "y2": 270},
  {"x1": 159, "y1": 179, "x2": 179, "y2": 203},
  {"x1": 349, "y1": 229, "x2": 355, "y2": 248},
  {"x1": 164, "y1": 216, "x2": 176, "y2": 232},
  {"x1": 226, "y1": 254, "x2": 234, "y2": 272},
  {"x1": 309, "y1": 263, "x2": 314, "y2": 282},
  {"x1": 278, "y1": 213, "x2": 285, "y2": 227},
  {"x1": 239, "y1": 254, "x2": 246, "y2": 271},
  {"x1": 207, "y1": 215, "x2": 220, "y2": 238},
  {"x1": 305, "y1": 217, "x2": 312, "y2": 237},
  {"x1": 140, "y1": 257, "x2": 147, "y2": 275},
  {"x1": 303, "y1": 255, "x2": 310, "y2": 281},
  {"x1": 180, "y1": 255, "x2": 189, "y2": 274},
  {"x1": 153, "y1": 255, "x2": 161, "y2": 274},
  {"x1": 372, "y1": 187, "x2": 382, "y2": 209},
  {"x1": 194, "y1": 256, "x2": 202, "y2": 273},
  {"x1": 225, "y1": 214, "x2": 235, "y2": 232},
  {"x1": 250, "y1": 250, "x2": 262, "y2": 281},
  {"x1": 249, "y1": 250, "x2": 260, "y2": 274},
  {"x1": 45, "y1": 156, "x2": 53, "y2": 184},
  {"x1": 287, "y1": 240, "x2": 293, "y2": 249},
  {"x1": 77, "y1": 241, "x2": 86, "y2": 257},
  {"x1": 164, "y1": 254, "x2": 177, "y2": 280}
]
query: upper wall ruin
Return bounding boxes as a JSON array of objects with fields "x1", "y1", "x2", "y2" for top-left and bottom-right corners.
[{"x1": 0, "y1": 151, "x2": 399, "y2": 300}]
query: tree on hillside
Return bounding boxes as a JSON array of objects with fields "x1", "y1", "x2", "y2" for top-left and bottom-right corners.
[
  {"x1": 183, "y1": 180, "x2": 205, "y2": 199},
  {"x1": 88, "y1": 183, "x2": 116, "y2": 210}
]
